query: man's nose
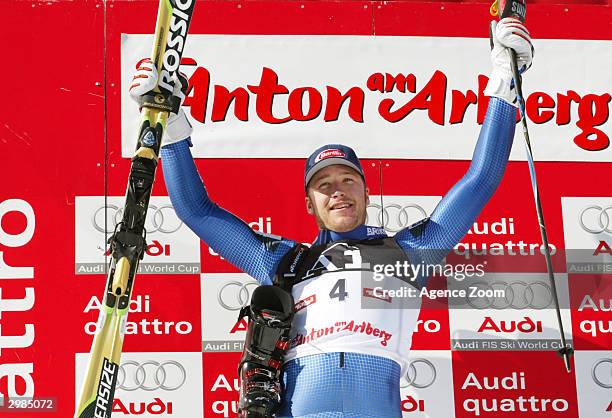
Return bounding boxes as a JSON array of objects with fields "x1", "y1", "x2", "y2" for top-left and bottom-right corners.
[{"x1": 331, "y1": 187, "x2": 345, "y2": 198}]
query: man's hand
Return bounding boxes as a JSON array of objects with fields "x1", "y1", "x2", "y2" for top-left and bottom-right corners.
[
  {"x1": 129, "y1": 58, "x2": 193, "y2": 146},
  {"x1": 484, "y1": 18, "x2": 534, "y2": 106}
]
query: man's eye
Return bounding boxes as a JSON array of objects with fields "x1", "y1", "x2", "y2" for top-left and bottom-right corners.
[
  {"x1": 319, "y1": 182, "x2": 330, "y2": 188},
  {"x1": 344, "y1": 178, "x2": 354, "y2": 183}
]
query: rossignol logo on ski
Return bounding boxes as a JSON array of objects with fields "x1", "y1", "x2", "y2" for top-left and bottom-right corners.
[
  {"x1": 95, "y1": 358, "x2": 118, "y2": 418},
  {"x1": 158, "y1": 0, "x2": 196, "y2": 92}
]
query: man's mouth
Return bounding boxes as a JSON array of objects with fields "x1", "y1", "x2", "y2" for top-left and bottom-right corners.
[{"x1": 330, "y1": 202, "x2": 353, "y2": 211}]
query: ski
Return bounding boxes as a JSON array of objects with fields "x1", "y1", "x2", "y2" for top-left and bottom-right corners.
[{"x1": 75, "y1": 1, "x2": 196, "y2": 417}]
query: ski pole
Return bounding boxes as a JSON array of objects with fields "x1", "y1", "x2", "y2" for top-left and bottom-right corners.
[{"x1": 490, "y1": 0, "x2": 574, "y2": 372}]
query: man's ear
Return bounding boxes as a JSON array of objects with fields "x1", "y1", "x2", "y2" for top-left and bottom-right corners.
[
  {"x1": 365, "y1": 187, "x2": 370, "y2": 205},
  {"x1": 305, "y1": 195, "x2": 314, "y2": 215}
]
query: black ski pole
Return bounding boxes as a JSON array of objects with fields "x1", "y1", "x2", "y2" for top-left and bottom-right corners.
[{"x1": 490, "y1": 0, "x2": 574, "y2": 372}]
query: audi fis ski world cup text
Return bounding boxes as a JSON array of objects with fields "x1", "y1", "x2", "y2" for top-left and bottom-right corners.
[{"x1": 76, "y1": 197, "x2": 201, "y2": 275}]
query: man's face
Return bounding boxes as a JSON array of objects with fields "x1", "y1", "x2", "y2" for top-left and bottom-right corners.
[{"x1": 305, "y1": 164, "x2": 369, "y2": 232}]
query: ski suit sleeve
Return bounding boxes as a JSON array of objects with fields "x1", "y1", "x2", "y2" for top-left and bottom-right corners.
[
  {"x1": 394, "y1": 97, "x2": 516, "y2": 285},
  {"x1": 160, "y1": 140, "x2": 298, "y2": 285}
]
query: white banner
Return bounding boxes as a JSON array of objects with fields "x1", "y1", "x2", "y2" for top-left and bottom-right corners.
[{"x1": 121, "y1": 35, "x2": 612, "y2": 161}]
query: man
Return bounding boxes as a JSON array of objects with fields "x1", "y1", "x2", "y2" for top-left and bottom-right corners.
[{"x1": 130, "y1": 18, "x2": 533, "y2": 417}]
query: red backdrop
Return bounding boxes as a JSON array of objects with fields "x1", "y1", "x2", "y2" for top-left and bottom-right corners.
[{"x1": 1, "y1": 1, "x2": 611, "y2": 417}]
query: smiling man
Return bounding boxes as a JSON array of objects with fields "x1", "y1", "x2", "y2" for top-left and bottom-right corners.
[
  {"x1": 305, "y1": 146, "x2": 369, "y2": 232},
  {"x1": 130, "y1": 17, "x2": 533, "y2": 418}
]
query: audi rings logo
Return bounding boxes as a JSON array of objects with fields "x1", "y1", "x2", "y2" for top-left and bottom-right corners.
[
  {"x1": 92, "y1": 204, "x2": 182, "y2": 234},
  {"x1": 366, "y1": 203, "x2": 427, "y2": 233},
  {"x1": 467, "y1": 281, "x2": 553, "y2": 310},
  {"x1": 401, "y1": 358, "x2": 437, "y2": 389},
  {"x1": 580, "y1": 205, "x2": 612, "y2": 234},
  {"x1": 117, "y1": 360, "x2": 187, "y2": 391},
  {"x1": 592, "y1": 358, "x2": 612, "y2": 389},
  {"x1": 217, "y1": 281, "x2": 259, "y2": 311}
]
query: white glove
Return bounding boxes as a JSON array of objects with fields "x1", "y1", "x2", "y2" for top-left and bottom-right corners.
[
  {"x1": 129, "y1": 58, "x2": 193, "y2": 146},
  {"x1": 484, "y1": 18, "x2": 534, "y2": 106}
]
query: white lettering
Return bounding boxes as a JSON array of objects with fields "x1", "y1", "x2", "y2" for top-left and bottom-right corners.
[
  {"x1": 0, "y1": 363, "x2": 34, "y2": 403},
  {"x1": 211, "y1": 374, "x2": 239, "y2": 392}
]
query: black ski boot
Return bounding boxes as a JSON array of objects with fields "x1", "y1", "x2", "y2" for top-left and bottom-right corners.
[{"x1": 237, "y1": 285, "x2": 294, "y2": 418}]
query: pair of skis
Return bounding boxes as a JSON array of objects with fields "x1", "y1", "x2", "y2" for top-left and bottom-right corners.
[{"x1": 75, "y1": 1, "x2": 196, "y2": 417}]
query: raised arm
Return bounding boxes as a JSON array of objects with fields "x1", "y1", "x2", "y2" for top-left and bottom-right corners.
[
  {"x1": 128, "y1": 59, "x2": 296, "y2": 285},
  {"x1": 395, "y1": 97, "x2": 515, "y2": 253},
  {"x1": 160, "y1": 141, "x2": 296, "y2": 285},
  {"x1": 395, "y1": 18, "x2": 534, "y2": 281}
]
